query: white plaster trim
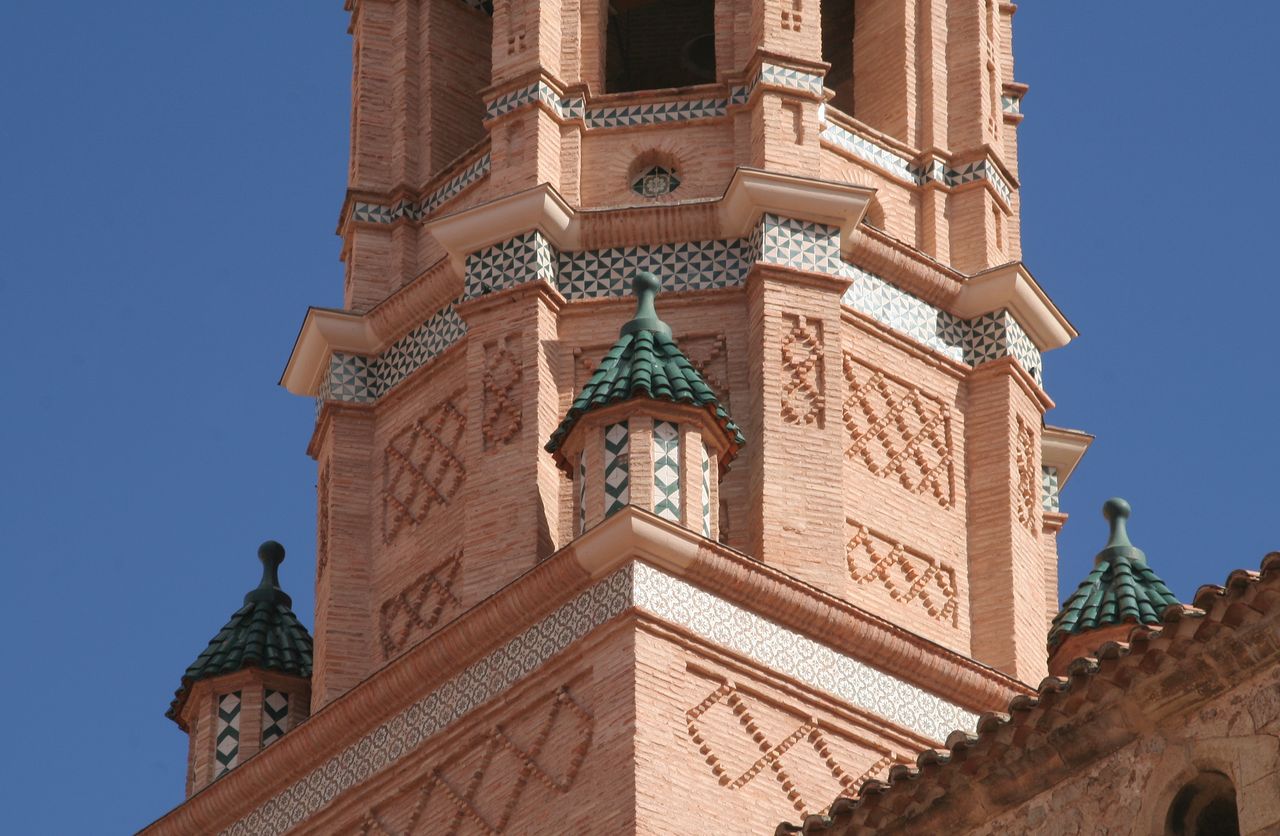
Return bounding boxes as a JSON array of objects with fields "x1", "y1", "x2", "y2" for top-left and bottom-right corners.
[
  {"x1": 720, "y1": 167, "x2": 874, "y2": 255},
  {"x1": 280, "y1": 308, "x2": 381, "y2": 397},
  {"x1": 954, "y1": 262, "x2": 1076, "y2": 351},
  {"x1": 220, "y1": 561, "x2": 975, "y2": 835},
  {"x1": 1042, "y1": 425, "x2": 1093, "y2": 487},
  {"x1": 569, "y1": 506, "x2": 700, "y2": 579},
  {"x1": 426, "y1": 184, "x2": 578, "y2": 274}
]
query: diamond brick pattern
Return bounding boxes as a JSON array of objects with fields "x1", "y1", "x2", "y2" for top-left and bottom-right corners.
[
  {"x1": 604, "y1": 422, "x2": 630, "y2": 517},
  {"x1": 261, "y1": 690, "x2": 289, "y2": 748},
  {"x1": 215, "y1": 692, "x2": 241, "y2": 778},
  {"x1": 700, "y1": 444, "x2": 712, "y2": 538},
  {"x1": 652, "y1": 421, "x2": 681, "y2": 523},
  {"x1": 222, "y1": 564, "x2": 976, "y2": 835},
  {"x1": 382, "y1": 396, "x2": 467, "y2": 544},
  {"x1": 781, "y1": 314, "x2": 826, "y2": 426},
  {"x1": 846, "y1": 520, "x2": 959, "y2": 624},
  {"x1": 1014, "y1": 416, "x2": 1039, "y2": 532},
  {"x1": 378, "y1": 550, "x2": 464, "y2": 658},
  {"x1": 1042, "y1": 465, "x2": 1061, "y2": 513}
]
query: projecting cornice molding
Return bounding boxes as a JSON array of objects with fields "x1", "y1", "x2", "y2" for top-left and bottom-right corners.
[
  {"x1": 1042, "y1": 425, "x2": 1093, "y2": 486},
  {"x1": 955, "y1": 261, "x2": 1077, "y2": 351},
  {"x1": 719, "y1": 167, "x2": 875, "y2": 255},
  {"x1": 280, "y1": 307, "x2": 381, "y2": 397}
]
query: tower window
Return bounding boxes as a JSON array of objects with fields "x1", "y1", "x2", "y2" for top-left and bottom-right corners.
[
  {"x1": 1166, "y1": 771, "x2": 1240, "y2": 836},
  {"x1": 606, "y1": 0, "x2": 716, "y2": 93},
  {"x1": 821, "y1": 1, "x2": 855, "y2": 114}
]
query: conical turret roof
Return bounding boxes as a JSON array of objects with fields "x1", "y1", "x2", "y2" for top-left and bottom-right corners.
[
  {"x1": 167, "y1": 541, "x2": 313, "y2": 724},
  {"x1": 545, "y1": 272, "x2": 744, "y2": 467},
  {"x1": 1049, "y1": 498, "x2": 1180, "y2": 648}
]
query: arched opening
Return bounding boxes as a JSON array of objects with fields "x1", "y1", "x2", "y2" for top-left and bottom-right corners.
[
  {"x1": 821, "y1": 0, "x2": 855, "y2": 115},
  {"x1": 606, "y1": 0, "x2": 716, "y2": 93},
  {"x1": 1166, "y1": 771, "x2": 1240, "y2": 836}
]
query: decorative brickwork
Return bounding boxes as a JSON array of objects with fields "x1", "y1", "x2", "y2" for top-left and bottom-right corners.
[
  {"x1": 842, "y1": 353, "x2": 954, "y2": 508},
  {"x1": 652, "y1": 421, "x2": 682, "y2": 522},
  {"x1": 261, "y1": 690, "x2": 289, "y2": 748},
  {"x1": 382, "y1": 396, "x2": 468, "y2": 544},
  {"x1": 845, "y1": 520, "x2": 959, "y2": 625},
  {"x1": 685, "y1": 680, "x2": 897, "y2": 815},
  {"x1": 481, "y1": 337, "x2": 522, "y2": 449},
  {"x1": 781, "y1": 314, "x2": 825, "y2": 426},
  {"x1": 681, "y1": 333, "x2": 731, "y2": 408},
  {"x1": 1014, "y1": 416, "x2": 1038, "y2": 532},
  {"x1": 316, "y1": 463, "x2": 330, "y2": 579},
  {"x1": 215, "y1": 692, "x2": 241, "y2": 778},
  {"x1": 357, "y1": 685, "x2": 593, "y2": 836},
  {"x1": 378, "y1": 550, "x2": 464, "y2": 659}
]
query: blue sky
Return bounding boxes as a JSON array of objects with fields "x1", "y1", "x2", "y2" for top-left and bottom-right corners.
[{"x1": 2, "y1": 3, "x2": 1277, "y2": 832}]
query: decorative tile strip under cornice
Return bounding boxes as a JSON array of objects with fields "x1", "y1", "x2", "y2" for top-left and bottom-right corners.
[
  {"x1": 317, "y1": 216, "x2": 1043, "y2": 411},
  {"x1": 349, "y1": 153, "x2": 491, "y2": 226},
  {"x1": 220, "y1": 563, "x2": 976, "y2": 836}
]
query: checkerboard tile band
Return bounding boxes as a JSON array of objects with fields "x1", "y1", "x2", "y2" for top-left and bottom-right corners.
[
  {"x1": 700, "y1": 444, "x2": 712, "y2": 538},
  {"x1": 215, "y1": 692, "x2": 241, "y2": 777},
  {"x1": 261, "y1": 690, "x2": 289, "y2": 749},
  {"x1": 220, "y1": 563, "x2": 977, "y2": 836},
  {"x1": 652, "y1": 421, "x2": 681, "y2": 523},
  {"x1": 1042, "y1": 466, "x2": 1061, "y2": 513},
  {"x1": 604, "y1": 422, "x2": 630, "y2": 517}
]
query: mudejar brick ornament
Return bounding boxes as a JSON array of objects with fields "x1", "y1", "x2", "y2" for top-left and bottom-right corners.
[{"x1": 144, "y1": 2, "x2": 1280, "y2": 834}]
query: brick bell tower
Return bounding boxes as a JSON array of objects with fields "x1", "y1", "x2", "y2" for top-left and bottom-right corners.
[{"x1": 149, "y1": 2, "x2": 1097, "y2": 834}]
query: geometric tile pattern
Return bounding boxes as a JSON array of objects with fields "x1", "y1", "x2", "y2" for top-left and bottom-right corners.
[
  {"x1": 465, "y1": 231, "x2": 558, "y2": 299},
  {"x1": 1014, "y1": 415, "x2": 1039, "y2": 532},
  {"x1": 1000, "y1": 94, "x2": 1022, "y2": 115},
  {"x1": 1042, "y1": 465, "x2": 1061, "y2": 513},
  {"x1": 578, "y1": 455, "x2": 587, "y2": 536},
  {"x1": 632, "y1": 165, "x2": 680, "y2": 198},
  {"x1": 842, "y1": 352, "x2": 955, "y2": 508},
  {"x1": 357, "y1": 685, "x2": 593, "y2": 836},
  {"x1": 221, "y1": 563, "x2": 976, "y2": 835},
  {"x1": 557, "y1": 238, "x2": 751, "y2": 300},
  {"x1": 604, "y1": 422, "x2": 630, "y2": 518},
  {"x1": 845, "y1": 520, "x2": 958, "y2": 625},
  {"x1": 351, "y1": 153, "x2": 491, "y2": 226},
  {"x1": 685, "y1": 680, "x2": 899, "y2": 815},
  {"x1": 700, "y1": 443, "x2": 712, "y2": 538},
  {"x1": 261, "y1": 690, "x2": 289, "y2": 749},
  {"x1": 652, "y1": 421, "x2": 681, "y2": 523},
  {"x1": 381, "y1": 396, "x2": 467, "y2": 544},
  {"x1": 215, "y1": 692, "x2": 241, "y2": 778},
  {"x1": 378, "y1": 549, "x2": 464, "y2": 659},
  {"x1": 780, "y1": 313, "x2": 825, "y2": 426},
  {"x1": 968, "y1": 309, "x2": 1043, "y2": 385}
]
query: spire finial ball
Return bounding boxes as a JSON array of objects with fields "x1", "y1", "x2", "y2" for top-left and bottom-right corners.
[
  {"x1": 258, "y1": 540, "x2": 286, "y2": 567},
  {"x1": 1102, "y1": 497, "x2": 1131, "y2": 522},
  {"x1": 633, "y1": 271, "x2": 661, "y2": 296}
]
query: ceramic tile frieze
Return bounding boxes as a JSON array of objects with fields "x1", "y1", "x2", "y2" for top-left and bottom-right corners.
[
  {"x1": 320, "y1": 217, "x2": 1042, "y2": 409},
  {"x1": 1001, "y1": 94, "x2": 1022, "y2": 115},
  {"x1": 350, "y1": 153, "x2": 490, "y2": 226},
  {"x1": 221, "y1": 563, "x2": 976, "y2": 835},
  {"x1": 652, "y1": 421, "x2": 682, "y2": 522},
  {"x1": 1042, "y1": 466, "x2": 1061, "y2": 513},
  {"x1": 700, "y1": 444, "x2": 712, "y2": 538},
  {"x1": 604, "y1": 422, "x2": 630, "y2": 517},
  {"x1": 261, "y1": 690, "x2": 289, "y2": 748},
  {"x1": 215, "y1": 692, "x2": 242, "y2": 778}
]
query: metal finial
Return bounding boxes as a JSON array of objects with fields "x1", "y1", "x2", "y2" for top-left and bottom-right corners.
[
  {"x1": 619, "y1": 272, "x2": 672, "y2": 338},
  {"x1": 1096, "y1": 497, "x2": 1145, "y2": 564}
]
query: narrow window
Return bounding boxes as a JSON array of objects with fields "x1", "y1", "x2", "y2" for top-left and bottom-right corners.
[
  {"x1": 606, "y1": 0, "x2": 716, "y2": 93},
  {"x1": 821, "y1": 1, "x2": 855, "y2": 115},
  {"x1": 1166, "y1": 771, "x2": 1240, "y2": 836}
]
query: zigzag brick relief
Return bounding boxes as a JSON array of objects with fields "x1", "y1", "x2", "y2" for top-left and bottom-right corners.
[
  {"x1": 781, "y1": 314, "x2": 825, "y2": 426},
  {"x1": 842, "y1": 351, "x2": 954, "y2": 508},
  {"x1": 845, "y1": 520, "x2": 959, "y2": 625},
  {"x1": 382, "y1": 394, "x2": 467, "y2": 544},
  {"x1": 482, "y1": 336, "x2": 522, "y2": 449},
  {"x1": 316, "y1": 462, "x2": 331, "y2": 579},
  {"x1": 685, "y1": 679, "x2": 898, "y2": 815},
  {"x1": 378, "y1": 549, "x2": 464, "y2": 659},
  {"x1": 358, "y1": 685, "x2": 594, "y2": 836},
  {"x1": 1014, "y1": 414, "x2": 1039, "y2": 533}
]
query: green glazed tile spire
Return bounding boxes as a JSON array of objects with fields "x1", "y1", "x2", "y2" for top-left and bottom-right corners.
[
  {"x1": 545, "y1": 272, "x2": 744, "y2": 462},
  {"x1": 1048, "y1": 498, "x2": 1180, "y2": 648},
  {"x1": 167, "y1": 541, "x2": 314, "y2": 723}
]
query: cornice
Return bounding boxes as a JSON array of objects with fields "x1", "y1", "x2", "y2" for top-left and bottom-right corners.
[
  {"x1": 955, "y1": 261, "x2": 1077, "y2": 351},
  {"x1": 1041, "y1": 424, "x2": 1094, "y2": 486}
]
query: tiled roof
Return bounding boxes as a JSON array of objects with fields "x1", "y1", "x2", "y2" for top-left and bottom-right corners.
[
  {"x1": 167, "y1": 542, "x2": 313, "y2": 724},
  {"x1": 777, "y1": 552, "x2": 1280, "y2": 835},
  {"x1": 1049, "y1": 498, "x2": 1179, "y2": 647},
  {"x1": 545, "y1": 271, "x2": 744, "y2": 462}
]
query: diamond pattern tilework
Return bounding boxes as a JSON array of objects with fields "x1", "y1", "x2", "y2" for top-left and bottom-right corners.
[
  {"x1": 758, "y1": 214, "x2": 843, "y2": 275},
  {"x1": 839, "y1": 265, "x2": 968, "y2": 364},
  {"x1": 557, "y1": 238, "x2": 751, "y2": 300},
  {"x1": 261, "y1": 690, "x2": 289, "y2": 749},
  {"x1": 221, "y1": 564, "x2": 976, "y2": 835},
  {"x1": 758, "y1": 63, "x2": 825, "y2": 96},
  {"x1": 350, "y1": 153, "x2": 490, "y2": 226},
  {"x1": 465, "y1": 231, "x2": 558, "y2": 299},
  {"x1": 328, "y1": 354, "x2": 376, "y2": 403},
  {"x1": 1001, "y1": 94, "x2": 1022, "y2": 115},
  {"x1": 1042, "y1": 466, "x2": 1061, "y2": 513},
  {"x1": 1005, "y1": 315, "x2": 1043, "y2": 385},
  {"x1": 604, "y1": 422, "x2": 630, "y2": 518},
  {"x1": 700, "y1": 444, "x2": 712, "y2": 538},
  {"x1": 652, "y1": 421, "x2": 681, "y2": 523},
  {"x1": 578, "y1": 455, "x2": 587, "y2": 535},
  {"x1": 215, "y1": 692, "x2": 241, "y2": 778}
]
